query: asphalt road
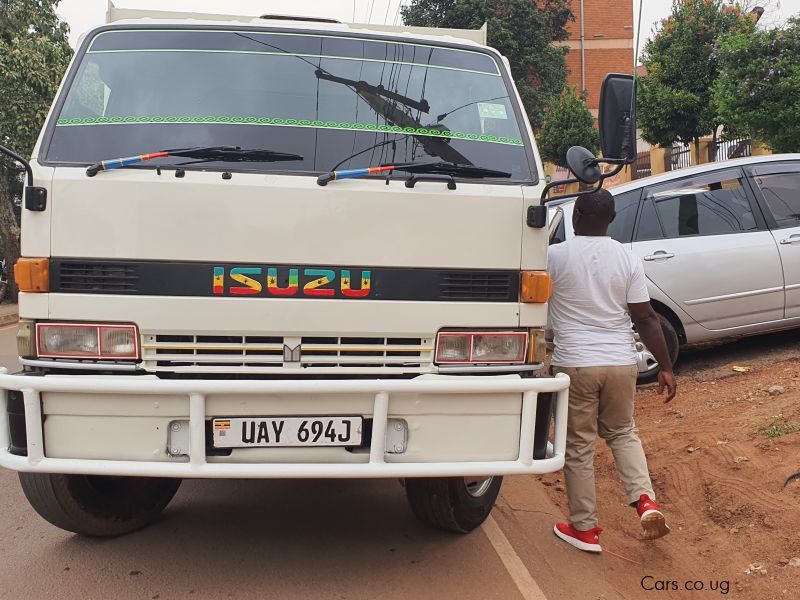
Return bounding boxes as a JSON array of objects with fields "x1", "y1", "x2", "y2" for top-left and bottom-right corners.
[{"x1": 0, "y1": 324, "x2": 539, "y2": 600}]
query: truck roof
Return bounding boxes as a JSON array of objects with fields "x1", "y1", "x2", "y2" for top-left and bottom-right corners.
[{"x1": 103, "y1": 1, "x2": 488, "y2": 47}]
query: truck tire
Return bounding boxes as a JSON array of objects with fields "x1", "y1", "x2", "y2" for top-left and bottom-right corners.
[
  {"x1": 18, "y1": 473, "x2": 181, "y2": 537},
  {"x1": 405, "y1": 476, "x2": 502, "y2": 534}
]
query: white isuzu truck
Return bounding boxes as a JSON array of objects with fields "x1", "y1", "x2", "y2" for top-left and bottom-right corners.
[{"x1": 0, "y1": 7, "x2": 634, "y2": 537}]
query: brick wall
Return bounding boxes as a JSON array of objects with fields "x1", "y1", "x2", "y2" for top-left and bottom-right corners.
[
  {"x1": 565, "y1": 47, "x2": 635, "y2": 110},
  {"x1": 566, "y1": 0, "x2": 634, "y2": 41},
  {"x1": 560, "y1": 0, "x2": 635, "y2": 110}
]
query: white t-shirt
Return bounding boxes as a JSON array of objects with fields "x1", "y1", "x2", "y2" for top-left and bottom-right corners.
[{"x1": 547, "y1": 235, "x2": 650, "y2": 367}]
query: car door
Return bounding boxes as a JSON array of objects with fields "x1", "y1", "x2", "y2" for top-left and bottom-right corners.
[
  {"x1": 748, "y1": 162, "x2": 800, "y2": 318},
  {"x1": 631, "y1": 168, "x2": 784, "y2": 330}
]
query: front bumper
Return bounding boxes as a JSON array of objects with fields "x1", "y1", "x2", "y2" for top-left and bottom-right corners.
[{"x1": 0, "y1": 370, "x2": 569, "y2": 479}]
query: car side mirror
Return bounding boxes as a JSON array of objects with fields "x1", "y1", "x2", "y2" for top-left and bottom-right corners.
[{"x1": 598, "y1": 73, "x2": 636, "y2": 163}]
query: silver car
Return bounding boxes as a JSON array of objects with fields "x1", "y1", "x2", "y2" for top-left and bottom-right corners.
[{"x1": 548, "y1": 154, "x2": 800, "y2": 382}]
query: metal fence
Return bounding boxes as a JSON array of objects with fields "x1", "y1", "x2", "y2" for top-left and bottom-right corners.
[
  {"x1": 709, "y1": 138, "x2": 752, "y2": 162},
  {"x1": 665, "y1": 145, "x2": 692, "y2": 172},
  {"x1": 632, "y1": 151, "x2": 652, "y2": 180}
]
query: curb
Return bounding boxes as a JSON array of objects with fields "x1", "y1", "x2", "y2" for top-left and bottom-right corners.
[{"x1": 0, "y1": 312, "x2": 18, "y2": 328}]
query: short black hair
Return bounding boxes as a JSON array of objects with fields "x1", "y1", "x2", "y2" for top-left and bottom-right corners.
[{"x1": 575, "y1": 188, "x2": 615, "y2": 225}]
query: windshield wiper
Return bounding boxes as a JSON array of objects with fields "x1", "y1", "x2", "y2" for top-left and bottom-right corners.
[
  {"x1": 317, "y1": 161, "x2": 511, "y2": 186},
  {"x1": 86, "y1": 146, "x2": 303, "y2": 177},
  {"x1": 397, "y1": 161, "x2": 511, "y2": 179}
]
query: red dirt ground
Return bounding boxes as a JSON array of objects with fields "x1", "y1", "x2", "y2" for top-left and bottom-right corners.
[{"x1": 536, "y1": 331, "x2": 800, "y2": 599}]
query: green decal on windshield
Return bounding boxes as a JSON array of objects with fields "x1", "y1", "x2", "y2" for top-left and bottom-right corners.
[{"x1": 55, "y1": 116, "x2": 524, "y2": 146}]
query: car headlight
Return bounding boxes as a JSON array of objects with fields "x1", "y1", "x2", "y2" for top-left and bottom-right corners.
[
  {"x1": 435, "y1": 330, "x2": 528, "y2": 364},
  {"x1": 35, "y1": 323, "x2": 139, "y2": 359}
]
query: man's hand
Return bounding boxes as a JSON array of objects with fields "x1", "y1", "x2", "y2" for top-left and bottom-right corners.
[{"x1": 658, "y1": 370, "x2": 677, "y2": 403}]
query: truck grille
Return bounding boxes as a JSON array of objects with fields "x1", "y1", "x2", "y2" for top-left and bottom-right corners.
[
  {"x1": 440, "y1": 272, "x2": 516, "y2": 301},
  {"x1": 141, "y1": 334, "x2": 435, "y2": 374},
  {"x1": 54, "y1": 261, "x2": 139, "y2": 293}
]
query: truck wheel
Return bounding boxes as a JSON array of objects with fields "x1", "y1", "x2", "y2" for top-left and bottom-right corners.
[
  {"x1": 18, "y1": 473, "x2": 181, "y2": 537},
  {"x1": 405, "y1": 476, "x2": 502, "y2": 534}
]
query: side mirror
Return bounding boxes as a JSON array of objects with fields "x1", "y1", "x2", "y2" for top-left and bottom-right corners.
[
  {"x1": 598, "y1": 73, "x2": 635, "y2": 163},
  {"x1": 565, "y1": 146, "x2": 602, "y2": 185}
]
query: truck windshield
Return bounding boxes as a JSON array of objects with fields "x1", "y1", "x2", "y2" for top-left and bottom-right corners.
[{"x1": 46, "y1": 28, "x2": 534, "y2": 181}]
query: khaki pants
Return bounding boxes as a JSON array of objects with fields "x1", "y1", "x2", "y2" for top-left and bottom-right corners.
[{"x1": 553, "y1": 365, "x2": 655, "y2": 530}]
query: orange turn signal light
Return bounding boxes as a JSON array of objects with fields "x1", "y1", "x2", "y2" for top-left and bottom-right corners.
[
  {"x1": 14, "y1": 258, "x2": 49, "y2": 293},
  {"x1": 520, "y1": 271, "x2": 552, "y2": 303}
]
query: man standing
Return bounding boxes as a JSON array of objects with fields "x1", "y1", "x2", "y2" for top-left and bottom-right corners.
[{"x1": 548, "y1": 189, "x2": 677, "y2": 553}]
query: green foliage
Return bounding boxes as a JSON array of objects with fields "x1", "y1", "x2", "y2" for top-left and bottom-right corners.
[
  {"x1": 761, "y1": 418, "x2": 800, "y2": 438},
  {"x1": 0, "y1": 0, "x2": 73, "y2": 170},
  {"x1": 713, "y1": 18, "x2": 800, "y2": 152},
  {"x1": 537, "y1": 87, "x2": 598, "y2": 168},
  {"x1": 401, "y1": 0, "x2": 573, "y2": 131},
  {"x1": 0, "y1": 0, "x2": 72, "y2": 302},
  {"x1": 637, "y1": 0, "x2": 753, "y2": 147}
]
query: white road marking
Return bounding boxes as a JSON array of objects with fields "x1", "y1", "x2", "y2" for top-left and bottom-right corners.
[{"x1": 482, "y1": 514, "x2": 549, "y2": 600}]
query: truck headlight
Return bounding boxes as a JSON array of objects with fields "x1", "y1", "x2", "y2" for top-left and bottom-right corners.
[
  {"x1": 36, "y1": 323, "x2": 139, "y2": 359},
  {"x1": 435, "y1": 330, "x2": 527, "y2": 364}
]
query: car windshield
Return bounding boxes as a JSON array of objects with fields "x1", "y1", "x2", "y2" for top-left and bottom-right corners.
[{"x1": 46, "y1": 28, "x2": 534, "y2": 181}]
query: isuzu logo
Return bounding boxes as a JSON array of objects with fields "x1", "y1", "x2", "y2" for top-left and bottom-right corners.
[
  {"x1": 212, "y1": 266, "x2": 372, "y2": 298},
  {"x1": 283, "y1": 344, "x2": 302, "y2": 362}
]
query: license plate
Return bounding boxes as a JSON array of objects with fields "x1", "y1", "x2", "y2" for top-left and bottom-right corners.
[{"x1": 212, "y1": 417, "x2": 363, "y2": 448}]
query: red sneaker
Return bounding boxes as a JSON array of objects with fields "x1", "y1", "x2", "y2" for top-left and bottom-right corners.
[
  {"x1": 637, "y1": 494, "x2": 671, "y2": 540},
  {"x1": 553, "y1": 522, "x2": 602, "y2": 553}
]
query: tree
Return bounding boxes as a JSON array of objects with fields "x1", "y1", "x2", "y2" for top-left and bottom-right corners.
[
  {"x1": 402, "y1": 0, "x2": 573, "y2": 130},
  {"x1": 713, "y1": 17, "x2": 800, "y2": 152},
  {"x1": 637, "y1": 0, "x2": 753, "y2": 154},
  {"x1": 537, "y1": 87, "x2": 598, "y2": 168},
  {"x1": 0, "y1": 0, "x2": 72, "y2": 302}
]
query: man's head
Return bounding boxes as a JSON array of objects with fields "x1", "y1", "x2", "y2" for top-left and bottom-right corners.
[{"x1": 572, "y1": 188, "x2": 616, "y2": 236}]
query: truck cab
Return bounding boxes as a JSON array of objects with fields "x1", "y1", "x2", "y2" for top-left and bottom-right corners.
[{"x1": 1, "y1": 9, "x2": 570, "y2": 537}]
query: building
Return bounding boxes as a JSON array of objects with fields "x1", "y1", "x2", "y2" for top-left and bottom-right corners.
[{"x1": 560, "y1": 0, "x2": 635, "y2": 115}]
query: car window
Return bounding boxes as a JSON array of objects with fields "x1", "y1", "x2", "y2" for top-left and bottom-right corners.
[
  {"x1": 607, "y1": 190, "x2": 640, "y2": 243},
  {"x1": 647, "y1": 176, "x2": 757, "y2": 238},
  {"x1": 549, "y1": 209, "x2": 566, "y2": 245},
  {"x1": 635, "y1": 198, "x2": 663, "y2": 241},
  {"x1": 753, "y1": 172, "x2": 800, "y2": 230}
]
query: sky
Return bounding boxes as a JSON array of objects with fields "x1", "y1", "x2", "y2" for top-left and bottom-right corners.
[{"x1": 57, "y1": 0, "x2": 800, "y2": 55}]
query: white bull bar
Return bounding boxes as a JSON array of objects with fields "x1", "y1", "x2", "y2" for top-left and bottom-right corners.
[{"x1": 0, "y1": 370, "x2": 570, "y2": 479}]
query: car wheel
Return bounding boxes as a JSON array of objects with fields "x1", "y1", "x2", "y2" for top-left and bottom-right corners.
[
  {"x1": 405, "y1": 476, "x2": 502, "y2": 534},
  {"x1": 18, "y1": 473, "x2": 181, "y2": 537},
  {"x1": 636, "y1": 313, "x2": 680, "y2": 384}
]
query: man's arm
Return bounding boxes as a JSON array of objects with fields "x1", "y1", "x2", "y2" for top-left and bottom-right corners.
[{"x1": 628, "y1": 302, "x2": 678, "y2": 402}]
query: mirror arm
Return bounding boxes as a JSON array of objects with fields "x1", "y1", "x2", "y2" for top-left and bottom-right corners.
[
  {"x1": 542, "y1": 179, "x2": 602, "y2": 205},
  {"x1": 541, "y1": 161, "x2": 626, "y2": 205},
  {"x1": 0, "y1": 144, "x2": 33, "y2": 186},
  {"x1": 601, "y1": 162, "x2": 626, "y2": 178},
  {"x1": 540, "y1": 176, "x2": 579, "y2": 203},
  {"x1": 595, "y1": 157, "x2": 628, "y2": 166},
  {"x1": 0, "y1": 144, "x2": 47, "y2": 212}
]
